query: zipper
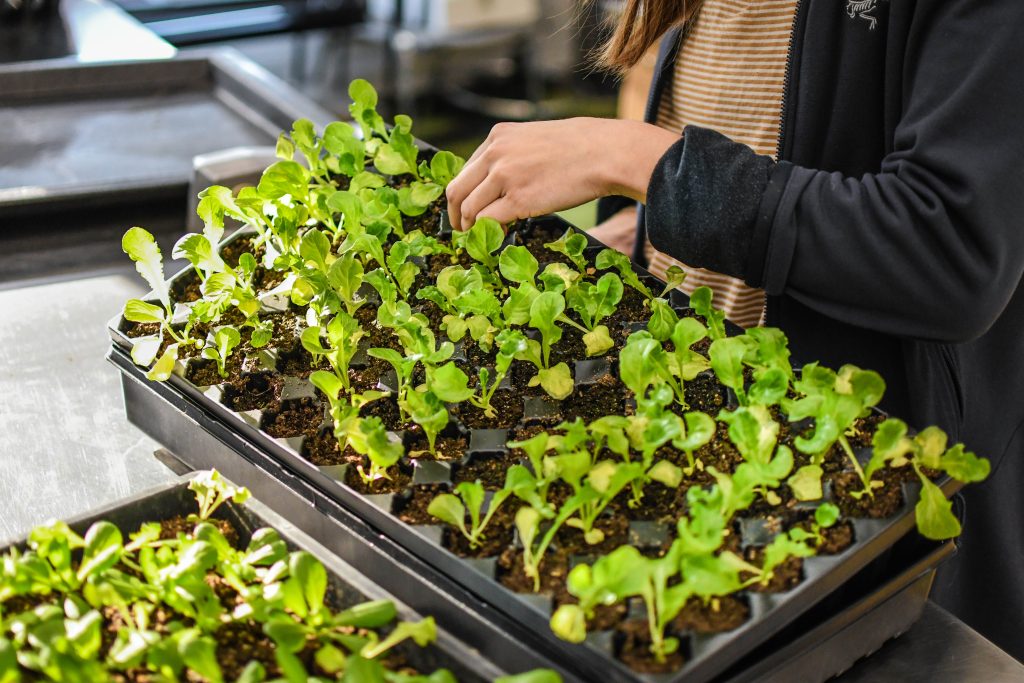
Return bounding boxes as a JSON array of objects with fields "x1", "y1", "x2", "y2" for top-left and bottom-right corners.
[{"x1": 763, "y1": 0, "x2": 807, "y2": 326}]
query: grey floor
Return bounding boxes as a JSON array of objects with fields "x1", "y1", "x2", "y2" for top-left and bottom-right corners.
[{"x1": 0, "y1": 271, "x2": 172, "y2": 542}]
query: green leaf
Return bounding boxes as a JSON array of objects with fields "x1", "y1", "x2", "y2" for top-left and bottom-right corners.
[
  {"x1": 77, "y1": 521, "x2": 123, "y2": 581},
  {"x1": 499, "y1": 245, "x2": 539, "y2": 284},
  {"x1": 530, "y1": 291, "x2": 566, "y2": 366},
  {"x1": 544, "y1": 229, "x2": 589, "y2": 271},
  {"x1": 495, "y1": 672, "x2": 563, "y2": 683},
  {"x1": 146, "y1": 343, "x2": 179, "y2": 381},
  {"x1": 257, "y1": 161, "x2": 310, "y2": 200},
  {"x1": 582, "y1": 325, "x2": 614, "y2": 357},
  {"x1": 122, "y1": 227, "x2": 169, "y2": 309},
  {"x1": 289, "y1": 551, "x2": 327, "y2": 614},
  {"x1": 915, "y1": 477, "x2": 961, "y2": 540},
  {"x1": 349, "y1": 78, "x2": 387, "y2": 140},
  {"x1": 709, "y1": 336, "x2": 749, "y2": 401},
  {"x1": 428, "y1": 150, "x2": 466, "y2": 187},
  {"x1": 647, "y1": 460, "x2": 683, "y2": 488},
  {"x1": 342, "y1": 654, "x2": 387, "y2": 683},
  {"x1": 938, "y1": 444, "x2": 990, "y2": 483},
  {"x1": 427, "y1": 494, "x2": 467, "y2": 532},
  {"x1": 788, "y1": 464, "x2": 824, "y2": 501},
  {"x1": 123, "y1": 299, "x2": 165, "y2": 324},
  {"x1": 361, "y1": 618, "x2": 437, "y2": 660},
  {"x1": 310, "y1": 370, "x2": 344, "y2": 400},
  {"x1": 529, "y1": 362, "x2": 574, "y2": 400},
  {"x1": 173, "y1": 233, "x2": 224, "y2": 275},
  {"x1": 465, "y1": 217, "x2": 505, "y2": 268},
  {"x1": 428, "y1": 363, "x2": 475, "y2": 403},
  {"x1": 815, "y1": 502, "x2": 841, "y2": 528},
  {"x1": 549, "y1": 604, "x2": 587, "y2": 644},
  {"x1": 333, "y1": 599, "x2": 398, "y2": 628},
  {"x1": 264, "y1": 619, "x2": 308, "y2": 654},
  {"x1": 179, "y1": 631, "x2": 223, "y2": 683},
  {"x1": 300, "y1": 229, "x2": 332, "y2": 273}
]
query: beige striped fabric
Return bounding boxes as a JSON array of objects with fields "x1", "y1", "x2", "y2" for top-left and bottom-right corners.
[{"x1": 646, "y1": 0, "x2": 799, "y2": 328}]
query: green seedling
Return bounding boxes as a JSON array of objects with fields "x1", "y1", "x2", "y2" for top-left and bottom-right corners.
[
  {"x1": 348, "y1": 417, "x2": 405, "y2": 483},
  {"x1": 301, "y1": 311, "x2": 365, "y2": 392},
  {"x1": 544, "y1": 229, "x2": 589, "y2": 271},
  {"x1": 428, "y1": 480, "x2": 513, "y2": 549},
  {"x1": 201, "y1": 326, "x2": 241, "y2": 379},
  {"x1": 565, "y1": 272, "x2": 623, "y2": 356},
  {"x1": 689, "y1": 286, "x2": 726, "y2": 341}
]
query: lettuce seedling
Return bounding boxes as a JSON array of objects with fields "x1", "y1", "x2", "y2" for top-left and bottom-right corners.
[
  {"x1": 689, "y1": 286, "x2": 726, "y2": 341},
  {"x1": 321, "y1": 120, "x2": 367, "y2": 177},
  {"x1": 565, "y1": 460, "x2": 645, "y2": 545},
  {"x1": 865, "y1": 419, "x2": 989, "y2": 539},
  {"x1": 544, "y1": 229, "x2": 589, "y2": 271},
  {"x1": 309, "y1": 370, "x2": 387, "y2": 452},
  {"x1": 188, "y1": 470, "x2": 251, "y2": 522},
  {"x1": 419, "y1": 265, "x2": 503, "y2": 349},
  {"x1": 788, "y1": 503, "x2": 841, "y2": 549},
  {"x1": 301, "y1": 311, "x2": 365, "y2": 392},
  {"x1": 462, "y1": 329, "x2": 525, "y2": 418},
  {"x1": 201, "y1": 326, "x2": 241, "y2": 379},
  {"x1": 720, "y1": 405, "x2": 794, "y2": 506},
  {"x1": 122, "y1": 227, "x2": 200, "y2": 379},
  {"x1": 646, "y1": 297, "x2": 679, "y2": 342},
  {"x1": 403, "y1": 389, "x2": 448, "y2": 456},
  {"x1": 782, "y1": 363, "x2": 885, "y2": 501},
  {"x1": 594, "y1": 249, "x2": 653, "y2": 299},
  {"x1": 565, "y1": 273, "x2": 623, "y2": 356},
  {"x1": 348, "y1": 78, "x2": 387, "y2": 142},
  {"x1": 418, "y1": 150, "x2": 466, "y2": 189},
  {"x1": 463, "y1": 217, "x2": 505, "y2": 270},
  {"x1": 348, "y1": 417, "x2": 405, "y2": 483},
  {"x1": 427, "y1": 480, "x2": 513, "y2": 549},
  {"x1": 619, "y1": 331, "x2": 676, "y2": 405}
]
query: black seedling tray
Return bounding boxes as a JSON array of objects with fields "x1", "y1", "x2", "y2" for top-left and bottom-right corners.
[
  {"x1": 0, "y1": 48, "x2": 335, "y2": 219},
  {"x1": 104, "y1": 358, "x2": 572, "y2": 680},
  {"x1": 107, "y1": 214, "x2": 961, "y2": 682},
  {"x1": 0, "y1": 474, "x2": 506, "y2": 682}
]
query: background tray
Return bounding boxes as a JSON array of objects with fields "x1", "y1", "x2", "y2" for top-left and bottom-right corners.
[
  {"x1": 0, "y1": 48, "x2": 334, "y2": 218},
  {"x1": 0, "y1": 474, "x2": 506, "y2": 682}
]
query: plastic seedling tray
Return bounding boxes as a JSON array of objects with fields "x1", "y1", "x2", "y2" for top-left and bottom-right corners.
[
  {"x1": 108, "y1": 214, "x2": 962, "y2": 683},
  {"x1": 0, "y1": 48, "x2": 334, "y2": 219},
  {"x1": 0, "y1": 474, "x2": 506, "y2": 682}
]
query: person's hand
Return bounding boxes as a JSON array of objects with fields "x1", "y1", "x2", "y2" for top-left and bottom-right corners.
[
  {"x1": 446, "y1": 117, "x2": 679, "y2": 230},
  {"x1": 588, "y1": 207, "x2": 639, "y2": 255}
]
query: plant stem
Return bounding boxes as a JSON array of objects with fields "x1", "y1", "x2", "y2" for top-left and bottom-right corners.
[{"x1": 840, "y1": 435, "x2": 873, "y2": 498}]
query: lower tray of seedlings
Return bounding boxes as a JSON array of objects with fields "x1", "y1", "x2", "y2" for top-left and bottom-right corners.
[
  {"x1": 110, "y1": 79, "x2": 990, "y2": 682},
  {"x1": 0, "y1": 471, "x2": 557, "y2": 683}
]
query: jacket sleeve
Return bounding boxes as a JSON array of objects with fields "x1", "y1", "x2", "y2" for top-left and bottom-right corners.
[{"x1": 645, "y1": 0, "x2": 1024, "y2": 344}]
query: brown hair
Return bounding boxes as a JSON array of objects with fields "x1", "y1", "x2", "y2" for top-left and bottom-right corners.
[{"x1": 597, "y1": 0, "x2": 704, "y2": 73}]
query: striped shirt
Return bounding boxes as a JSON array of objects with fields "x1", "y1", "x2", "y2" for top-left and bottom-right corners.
[{"x1": 645, "y1": 0, "x2": 799, "y2": 328}]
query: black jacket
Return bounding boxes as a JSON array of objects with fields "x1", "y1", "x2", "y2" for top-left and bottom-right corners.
[{"x1": 600, "y1": 0, "x2": 1024, "y2": 659}]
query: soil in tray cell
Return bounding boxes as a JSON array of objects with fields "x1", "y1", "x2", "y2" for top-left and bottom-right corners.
[
  {"x1": 615, "y1": 619, "x2": 687, "y2": 674},
  {"x1": 563, "y1": 374, "x2": 627, "y2": 424},
  {"x1": 788, "y1": 512, "x2": 856, "y2": 555},
  {"x1": 442, "y1": 505, "x2": 517, "y2": 558},
  {"x1": 393, "y1": 483, "x2": 449, "y2": 525},
  {"x1": 453, "y1": 391, "x2": 524, "y2": 430},
  {"x1": 497, "y1": 546, "x2": 569, "y2": 596},
  {"x1": 405, "y1": 432, "x2": 468, "y2": 462},
  {"x1": 452, "y1": 452, "x2": 522, "y2": 490},
  {"x1": 343, "y1": 461, "x2": 412, "y2": 494},
  {"x1": 673, "y1": 595, "x2": 750, "y2": 634},
  {"x1": 549, "y1": 327, "x2": 589, "y2": 367},
  {"x1": 832, "y1": 469, "x2": 905, "y2": 518},
  {"x1": 554, "y1": 514, "x2": 631, "y2": 557},
  {"x1": 681, "y1": 373, "x2": 727, "y2": 414},
  {"x1": 302, "y1": 429, "x2": 361, "y2": 467},
  {"x1": 742, "y1": 546, "x2": 804, "y2": 593},
  {"x1": 222, "y1": 372, "x2": 282, "y2": 412},
  {"x1": 261, "y1": 397, "x2": 324, "y2": 438}
]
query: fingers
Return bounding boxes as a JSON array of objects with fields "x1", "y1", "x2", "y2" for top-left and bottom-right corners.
[
  {"x1": 446, "y1": 154, "x2": 490, "y2": 230},
  {"x1": 457, "y1": 172, "x2": 507, "y2": 230},
  {"x1": 473, "y1": 194, "x2": 526, "y2": 227}
]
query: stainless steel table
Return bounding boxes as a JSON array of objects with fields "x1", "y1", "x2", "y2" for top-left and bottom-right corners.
[{"x1": 0, "y1": 271, "x2": 1020, "y2": 682}]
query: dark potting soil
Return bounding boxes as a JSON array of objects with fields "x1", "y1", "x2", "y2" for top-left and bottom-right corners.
[
  {"x1": 261, "y1": 397, "x2": 324, "y2": 438},
  {"x1": 343, "y1": 462, "x2": 412, "y2": 494},
  {"x1": 673, "y1": 595, "x2": 750, "y2": 634},
  {"x1": 615, "y1": 619, "x2": 687, "y2": 674},
  {"x1": 452, "y1": 452, "x2": 521, "y2": 490},
  {"x1": 496, "y1": 546, "x2": 569, "y2": 595},
  {"x1": 155, "y1": 515, "x2": 238, "y2": 547},
  {"x1": 453, "y1": 390, "x2": 524, "y2": 429},
  {"x1": 510, "y1": 360, "x2": 550, "y2": 399},
  {"x1": 832, "y1": 469, "x2": 905, "y2": 518},
  {"x1": 222, "y1": 372, "x2": 282, "y2": 412},
  {"x1": 302, "y1": 429, "x2": 362, "y2": 467},
  {"x1": 682, "y1": 373, "x2": 727, "y2": 414},
  {"x1": 402, "y1": 202, "x2": 443, "y2": 235},
  {"x1": 275, "y1": 345, "x2": 316, "y2": 378},
  {"x1": 360, "y1": 396, "x2": 406, "y2": 431},
  {"x1": 549, "y1": 326, "x2": 589, "y2": 367},
  {"x1": 406, "y1": 433, "x2": 468, "y2": 462},
  {"x1": 461, "y1": 339, "x2": 499, "y2": 370},
  {"x1": 742, "y1": 546, "x2": 804, "y2": 593},
  {"x1": 620, "y1": 481, "x2": 686, "y2": 522},
  {"x1": 604, "y1": 285, "x2": 649, "y2": 327},
  {"x1": 555, "y1": 514, "x2": 630, "y2": 556},
  {"x1": 442, "y1": 505, "x2": 517, "y2": 559},
  {"x1": 392, "y1": 483, "x2": 449, "y2": 525},
  {"x1": 564, "y1": 373, "x2": 627, "y2": 423}
]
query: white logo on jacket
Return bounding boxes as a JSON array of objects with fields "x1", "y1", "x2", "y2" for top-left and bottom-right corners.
[{"x1": 846, "y1": 0, "x2": 881, "y2": 29}]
